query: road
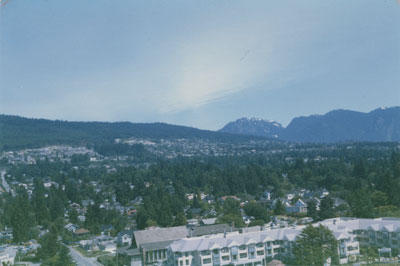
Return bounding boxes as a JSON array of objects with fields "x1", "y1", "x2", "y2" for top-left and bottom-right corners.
[
  {"x1": 68, "y1": 246, "x2": 102, "y2": 266},
  {"x1": 1, "y1": 170, "x2": 10, "y2": 192},
  {"x1": 1, "y1": 169, "x2": 15, "y2": 196}
]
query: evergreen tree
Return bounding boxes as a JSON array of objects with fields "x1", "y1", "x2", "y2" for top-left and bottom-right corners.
[
  {"x1": 11, "y1": 189, "x2": 31, "y2": 243},
  {"x1": 349, "y1": 189, "x2": 374, "y2": 218},
  {"x1": 32, "y1": 178, "x2": 50, "y2": 225},
  {"x1": 56, "y1": 245, "x2": 75, "y2": 266},
  {"x1": 37, "y1": 225, "x2": 59, "y2": 259},
  {"x1": 294, "y1": 225, "x2": 338, "y2": 265},
  {"x1": 136, "y1": 208, "x2": 149, "y2": 230},
  {"x1": 173, "y1": 212, "x2": 187, "y2": 226},
  {"x1": 307, "y1": 200, "x2": 319, "y2": 222},
  {"x1": 274, "y1": 200, "x2": 285, "y2": 215},
  {"x1": 319, "y1": 196, "x2": 335, "y2": 220}
]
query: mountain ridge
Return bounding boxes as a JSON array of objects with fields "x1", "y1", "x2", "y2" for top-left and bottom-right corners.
[{"x1": 220, "y1": 107, "x2": 400, "y2": 143}]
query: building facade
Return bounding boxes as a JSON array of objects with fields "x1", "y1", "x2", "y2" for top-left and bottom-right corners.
[{"x1": 166, "y1": 218, "x2": 400, "y2": 266}]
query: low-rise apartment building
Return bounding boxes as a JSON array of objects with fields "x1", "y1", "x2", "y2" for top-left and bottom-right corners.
[{"x1": 166, "y1": 217, "x2": 400, "y2": 266}]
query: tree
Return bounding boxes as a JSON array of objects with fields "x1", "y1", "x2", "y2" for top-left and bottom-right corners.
[
  {"x1": 173, "y1": 212, "x2": 187, "y2": 226},
  {"x1": 11, "y1": 190, "x2": 32, "y2": 243},
  {"x1": 32, "y1": 178, "x2": 50, "y2": 225},
  {"x1": 349, "y1": 189, "x2": 374, "y2": 218},
  {"x1": 68, "y1": 208, "x2": 79, "y2": 225},
  {"x1": 274, "y1": 200, "x2": 285, "y2": 215},
  {"x1": 219, "y1": 198, "x2": 245, "y2": 227},
  {"x1": 360, "y1": 246, "x2": 378, "y2": 264},
  {"x1": 294, "y1": 225, "x2": 338, "y2": 265},
  {"x1": 307, "y1": 200, "x2": 319, "y2": 222},
  {"x1": 56, "y1": 245, "x2": 75, "y2": 266},
  {"x1": 319, "y1": 196, "x2": 335, "y2": 220},
  {"x1": 136, "y1": 208, "x2": 149, "y2": 230},
  {"x1": 244, "y1": 202, "x2": 270, "y2": 222},
  {"x1": 37, "y1": 225, "x2": 59, "y2": 259}
]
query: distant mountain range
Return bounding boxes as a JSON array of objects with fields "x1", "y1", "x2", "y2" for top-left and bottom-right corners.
[
  {"x1": 220, "y1": 107, "x2": 400, "y2": 143},
  {"x1": 1, "y1": 106, "x2": 399, "y2": 151}
]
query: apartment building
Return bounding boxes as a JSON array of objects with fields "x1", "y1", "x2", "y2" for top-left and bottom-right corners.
[{"x1": 166, "y1": 217, "x2": 400, "y2": 266}]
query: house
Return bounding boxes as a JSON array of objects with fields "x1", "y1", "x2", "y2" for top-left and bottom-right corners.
[
  {"x1": 318, "y1": 188, "x2": 329, "y2": 198},
  {"x1": 202, "y1": 195, "x2": 215, "y2": 204},
  {"x1": 332, "y1": 197, "x2": 348, "y2": 208},
  {"x1": 78, "y1": 215, "x2": 86, "y2": 222},
  {"x1": 94, "y1": 235, "x2": 115, "y2": 244},
  {"x1": 202, "y1": 209, "x2": 217, "y2": 217},
  {"x1": 242, "y1": 215, "x2": 255, "y2": 225},
  {"x1": 99, "y1": 241, "x2": 117, "y2": 254},
  {"x1": 118, "y1": 247, "x2": 143, "y2": 266},
  {"x1": 101, "y1": 224, "x2": 114, "y2": 235},
  {"x1": 74, "y1": 228, "x2": 89, "y2": 236},
  {"x1": 187, "y1": 219, "x2": 199, "y2": 226},
  {"x1": 286, "y1": 193, "x2": 295, "y2": 201},
  {"x1": 117, "y1": 230, "x2": 133, "y2": 246},
  {"x1": 79, "y1": 240, "x2": 97, "y2": 251},
  {"x1": 0, "y1": 228, "x2": 12, "y2": 240},
  {"x1": 189, "y1": 208, "x2": 202, "y2": 216},
  {"x1": 127, "y1": 209, "x2": 137, "y2": 217},
  {"x1": 82, "y1": 199, "x2": 94, "y2": 207},
  {"x1": 64, "y1": 223, "x2": 79, "y2": 233},
  {"x1": 285, "y1": 199, "x2": 307, "y2": 214},
  {"x1": 220, "y1": 195, "x2": 240, "y2": 202},
  {"x1": 200, "y1": 218, "x2": 217, "y2": 226},
  {"x1": 263, "y1": 190, "x2": 272, "y2": 201}
]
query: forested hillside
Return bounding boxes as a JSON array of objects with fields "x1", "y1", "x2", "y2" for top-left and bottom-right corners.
[{"x1": 0, "y1": 115, "x2": 265, "y2": 151}]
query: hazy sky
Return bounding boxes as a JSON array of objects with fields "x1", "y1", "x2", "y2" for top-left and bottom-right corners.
[{"x1": 1, "y1": 0, "x2": 399, "y2": 130}]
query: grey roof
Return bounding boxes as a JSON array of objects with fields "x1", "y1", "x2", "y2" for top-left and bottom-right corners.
[
  {"x1": 190, "y1": 224, "x2": 236, "y2": 237},
  {"x1": 201, "y1": 218, "x2": 217, "y2": 225},
  {"x1": 118, "y1": 247, "x2": 141, "y2": 256},
  {"x1": 141, "y1": 240, "x2": 175, "y2": 251},
  {"x1": 134, "y1": 226, "x2": 188, "y2": 246},
  {"x1": 169, "y1": 217, "x2": 400, "y2": 253}
]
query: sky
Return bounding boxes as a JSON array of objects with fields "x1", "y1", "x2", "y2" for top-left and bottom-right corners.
[{"x1": 1, "y1": 0, "x2": 399, "y2": 130}]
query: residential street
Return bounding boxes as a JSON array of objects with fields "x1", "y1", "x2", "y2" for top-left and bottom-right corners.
[
  {"x1": 1, "y1": 170, "x2": 10, "y2": 192},
  {"x1": 68, "y1": 246, "x2": 101, "y2": 266},
  {"x1": 1, "y1": 170, "x2": 15, "y2": 196}
]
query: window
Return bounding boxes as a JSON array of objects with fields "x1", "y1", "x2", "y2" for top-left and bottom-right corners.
[
  {"x1": 201, "y1": 250, "x2": 211, "y2": 256},
  {"x1": 222, "y1": 248, "x2": 229, "y2": 253},
  {"x1": 256, "y1": 242, "x2": 263, "y2": 248},
  {"x1": 213, "y1": 249, "x2": 219, "y2": 254},
  {"x1": 239, "y1": 245, "x2": 246, "y2": 250},
  {"x1": 232, "y1": 255, "x2": 238, "y2": 261},
  {"x1": 348, "y1": 246, "x2": 358, "y2": 251},
  {"x1": 222, "y1": 255, "x2": 230, "y2": 261},
  {"x1": 231, "y1": 247, "x2": 238, "y2": 255},
  {"x1": 392, "y1": 240, "x2": 398, "y2": 245},
  {"x1": 180, "y1": 260, "x2": 183, "y2": 266},
  {"x1": 239, "y1": 253, "x2": 247, "y2": 258},
  {"x1": 202, "y1": 258, "x2": 211, "y2": 264},
  {"x1": 257, "y1": 250, "x2": 264, "y2": 256},
  {"x1": 186, "y1": 259, "x2": 189, "y2": 265}
]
